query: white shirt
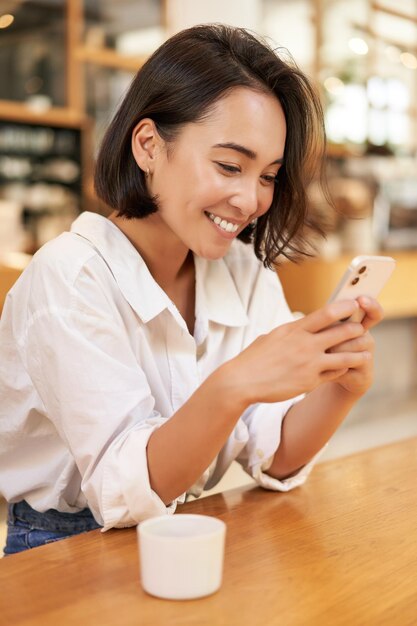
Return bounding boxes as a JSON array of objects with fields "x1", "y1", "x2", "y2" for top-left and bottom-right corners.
[{"x1": 0, "y1": 212, "x2": 318, "y2": 530}]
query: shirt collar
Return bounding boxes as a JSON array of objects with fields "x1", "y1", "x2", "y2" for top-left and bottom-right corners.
[
  {"x1": 71, "y1": 212, "x2": 248, "y2": 328},
  {"x1": 71, "y1": 212, "x2": 170, "y2": 323}
]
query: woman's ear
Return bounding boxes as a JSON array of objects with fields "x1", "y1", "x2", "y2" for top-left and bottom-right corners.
[{"x1": 131, "y1": 118, "x2": 162, "y2": 175}]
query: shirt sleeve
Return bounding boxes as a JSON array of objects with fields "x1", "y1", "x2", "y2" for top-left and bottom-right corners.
[
  {"x1": 236, "y1": 401, "x2": 326, "y2": 492},
  {"x1": 23, "y1": 263, "x2": 185, "y2": 530}
]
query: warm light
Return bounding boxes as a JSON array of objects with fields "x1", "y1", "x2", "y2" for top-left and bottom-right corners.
[
  {"x1": 0, "y1": 14, "x2": 14, "y2": 28},
  {"x1": 324, "y1": 76, "x2": 345, "y2": 95},
  {"x1": 348, "y1": 37, "x2": 369, "y2": 56},
  {"x1": 400, "y1": 52, "x2": 417, "y2": 69},
  {"x1": 367, "y1": 77, "x2": 387, "y2": 108},
  {"x1": 325, "y1": 84, "x2": 368, "y2": 145}
]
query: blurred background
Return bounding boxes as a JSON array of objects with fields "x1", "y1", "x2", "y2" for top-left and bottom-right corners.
[{"x1": 0, "y1": 0, "x2": 416, "y2": 525}]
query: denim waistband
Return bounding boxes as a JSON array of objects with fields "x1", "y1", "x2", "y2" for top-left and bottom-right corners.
[{"x1": 9, "y1": 500, "x2": 101, "y2": 533}]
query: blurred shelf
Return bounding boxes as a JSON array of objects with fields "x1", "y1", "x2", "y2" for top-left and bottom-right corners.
[
  {"x1": 76, "y1": 46, "x2": 147, "y2": 72},
  {"x1": 0, "y1": 101, "x2": 87, "y2": 129},
  {"x1": 276, "y1": 250, "x2": 417, "y2": 319}
]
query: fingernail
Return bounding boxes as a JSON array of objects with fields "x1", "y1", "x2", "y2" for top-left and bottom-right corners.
[{"x1": 359, "y1": 297, "x2": 371, "y2": 307}]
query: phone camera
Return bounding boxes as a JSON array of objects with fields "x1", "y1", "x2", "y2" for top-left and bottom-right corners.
[
  {"x1": 358, "y1": 266, "x2": 367, "y2": 274},
  {"x1": 351, "y1": 277, "x2": 360, "y2": 285}
]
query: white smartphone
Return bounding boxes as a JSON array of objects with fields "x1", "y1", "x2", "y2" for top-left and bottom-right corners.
[{"x1": 328, "y1": 255, "x2": 396, "y2": 322}]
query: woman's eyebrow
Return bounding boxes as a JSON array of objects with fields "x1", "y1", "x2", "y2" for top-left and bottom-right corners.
[{"x1": 212, "y1": 142, "x2": 284, "y2": 165}]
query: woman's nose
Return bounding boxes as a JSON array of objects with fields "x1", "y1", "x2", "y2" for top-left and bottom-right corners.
[{"x1": 229, "y1": 180, "x2": 259, "y2": 218}]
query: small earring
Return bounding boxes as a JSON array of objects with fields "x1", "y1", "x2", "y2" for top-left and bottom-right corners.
[{"x1": 145, "y1": 168, "x2": 150, "y2": 177}]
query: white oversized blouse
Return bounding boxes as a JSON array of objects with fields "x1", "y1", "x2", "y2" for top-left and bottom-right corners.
[{"x1": 0, "y1": 212, "x2": 319, "y2": 530}]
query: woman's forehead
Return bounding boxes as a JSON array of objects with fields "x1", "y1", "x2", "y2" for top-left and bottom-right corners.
[{"x1": 181, "y1": 87, "x2": 286, "y2": 162}]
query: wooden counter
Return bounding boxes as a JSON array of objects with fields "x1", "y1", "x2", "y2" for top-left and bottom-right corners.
[
  {"x1": 276, "y1": 250, "x2": 417, "y2": 318},
  {"x1": 1, "y1": 437, "x2": 417, "y2": 625}
]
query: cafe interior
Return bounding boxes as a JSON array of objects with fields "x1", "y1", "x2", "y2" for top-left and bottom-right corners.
[{"x1": 0, "y1": 0, "x2": 416, "y2": 621}]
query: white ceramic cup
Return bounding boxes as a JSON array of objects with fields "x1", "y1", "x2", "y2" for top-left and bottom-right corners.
[{"x1": 137, "y1": 514, "x2": 226, "y2": 600}]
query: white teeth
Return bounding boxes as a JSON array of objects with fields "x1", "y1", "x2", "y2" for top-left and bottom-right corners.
[{"x1": 208, "y1": 213, "x2": 239, "y2": 233}]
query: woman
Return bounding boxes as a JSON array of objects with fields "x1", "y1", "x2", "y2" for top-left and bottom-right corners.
[{"x1": 0, "y1": 24, "x2": 382, "y2": 554}]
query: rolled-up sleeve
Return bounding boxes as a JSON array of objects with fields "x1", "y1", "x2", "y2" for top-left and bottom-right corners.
[
  {"x1": 237, "y1": 401, "x2": 325, "y2": 491},
  {"x1": 101, "y1": 421, "x2": 185, "y2": 530}
]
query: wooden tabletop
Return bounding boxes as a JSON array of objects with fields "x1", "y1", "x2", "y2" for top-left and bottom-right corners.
[{"x1": 1, "y1": 437, "x2": 417, "y2": 626}]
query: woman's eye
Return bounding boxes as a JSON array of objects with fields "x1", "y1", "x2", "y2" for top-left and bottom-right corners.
[
  {"x1": 261, "y1": 174, "x2": 277, "y2": 185},
  {"x1": 217, "y1": 162, "x2": 240, "y2": 174}
]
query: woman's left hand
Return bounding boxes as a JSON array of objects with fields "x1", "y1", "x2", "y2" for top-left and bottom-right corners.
[{"x1": 326, "y1": 296, "x2": 384, "y2": 397}]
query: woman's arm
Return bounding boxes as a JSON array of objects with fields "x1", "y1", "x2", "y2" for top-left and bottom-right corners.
[
  {"x1": 146, "y1": 367, "x2": 247, "y2": 504},
  {"x1": 267, "y1": 295, "x2": 382, "y2": 479},
  {"x1": 265, "y1": 382, "x2": 361, "y2": 479},
  {"x1": 147, "y1": 298, "x2": 376, "y2": 504}
]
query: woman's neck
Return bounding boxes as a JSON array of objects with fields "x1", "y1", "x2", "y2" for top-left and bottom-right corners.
[
  {"x1": 109, "y1": 211, "x2": 191, "y2": 291},
  {"x1": 109, "y1": 212, "x2": 196, "y2": 333}
]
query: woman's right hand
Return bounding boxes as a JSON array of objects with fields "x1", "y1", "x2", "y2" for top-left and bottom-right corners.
[{"x1": 224, "y1": 299, "x2": 368, "y2": 405}]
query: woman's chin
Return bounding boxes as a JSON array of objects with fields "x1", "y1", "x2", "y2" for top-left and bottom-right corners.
[{"x1": 194, "y1": 241, "x2": 232, "y2": 260}]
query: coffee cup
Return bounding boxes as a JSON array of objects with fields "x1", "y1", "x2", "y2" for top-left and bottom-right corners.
[{"x1": 137, "y1": 514, "x2": 226, "y2": 600}]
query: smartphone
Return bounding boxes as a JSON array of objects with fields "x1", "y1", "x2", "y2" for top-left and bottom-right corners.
[{"x1": 328, "y1": 255, "x2": 396, "y2": 322}]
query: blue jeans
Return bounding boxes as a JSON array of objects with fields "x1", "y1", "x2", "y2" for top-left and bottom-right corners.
[{"x1": 3, "y1": 500, "x2": 101, "y2": 556}]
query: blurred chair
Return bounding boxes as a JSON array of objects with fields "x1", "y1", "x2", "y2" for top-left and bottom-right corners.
[{"x1": 0, "y1": 253, "x2": 31, "y2": 314}]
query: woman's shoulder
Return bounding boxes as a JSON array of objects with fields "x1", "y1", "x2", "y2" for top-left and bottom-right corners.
[
  {"x1": 7, "y1": 229, "x2": 107, "y2": 318},
  {"x1": 29, "y1": 212, "x2": 116, "y2": 283},
  {"x1": 29, "y1": 230, "x2": 99, "y2": 285}
]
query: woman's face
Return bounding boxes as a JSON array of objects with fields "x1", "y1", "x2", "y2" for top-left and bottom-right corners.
[{"x1": 149, "y1": 87, "x2": 287, "y2": 260}]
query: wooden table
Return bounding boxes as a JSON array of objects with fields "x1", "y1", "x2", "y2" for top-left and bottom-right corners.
[{"x1": 1, "y1": 438, "x2": 417, "y2": 626}]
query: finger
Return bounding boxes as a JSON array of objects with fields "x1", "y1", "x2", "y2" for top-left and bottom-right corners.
[
  {"x1": 356, "y1": 296, "x2": 384, "y2": 331},
  {"x1": 320, "y1": 368, "x2": 349, "y2": 382},
  {"x1": 322, "y1": 350, "x2": 371, "y2": 371},
  {"x1": 317, "y1": 321, "x2": 364, "y2": 351},
  {"x1": 327, "y1": 333, "x2": 374, "y2": 354},
  {"x1": 300, "y1": 300, "x2": 361, "y2": 334}
]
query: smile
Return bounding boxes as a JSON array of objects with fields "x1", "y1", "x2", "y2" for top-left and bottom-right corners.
[{"x1": 206, "y1": 212, "x2": 240, "y2": 233}]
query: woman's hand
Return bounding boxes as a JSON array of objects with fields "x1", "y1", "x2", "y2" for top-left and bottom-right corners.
[
  {"x1": 225, "y1": 299, "x2": 376, "y2": 406},
  {"x1": 325, "y1": 296, "x2": 384, "y2": 397}
]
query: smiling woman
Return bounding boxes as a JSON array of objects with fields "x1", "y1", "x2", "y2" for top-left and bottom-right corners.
[
  {"x1": 109, "y1": 87, "x2": 287, "y2": 266},
  {"x1": 95, "y1": 24, "x2": 326, "y2": 267},
  {"x1": 0, "y1": 24, "x2": 384, "y2": 556}
]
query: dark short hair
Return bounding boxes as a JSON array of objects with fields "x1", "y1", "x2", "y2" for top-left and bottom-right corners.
[{"x1": 95, "y1": 23, "x2": 326, "y2": 267}]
